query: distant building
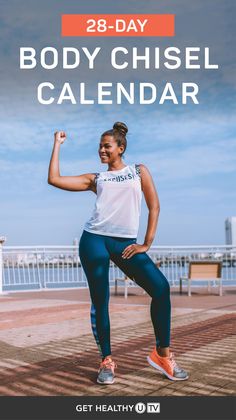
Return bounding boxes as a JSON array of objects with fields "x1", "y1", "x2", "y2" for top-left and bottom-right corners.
[{"x1": 225, "y1": 217, "x2": 236, "y2": 245}]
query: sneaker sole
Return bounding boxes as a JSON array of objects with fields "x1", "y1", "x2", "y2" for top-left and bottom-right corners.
[
  {"x1": 147, "y1": 356, "x2": 189, "y2": 381},
  {"x1": 97, "y1": 378, "x2": 115, "y2": 385}
]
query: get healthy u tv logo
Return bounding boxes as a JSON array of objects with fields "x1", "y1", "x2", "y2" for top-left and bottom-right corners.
[
  {"x1": 75, "y1": 402, "x2": 160, "y2": 414},
  {"x1": 135, "y1": 402, "x2": 161, "y2": 414}
]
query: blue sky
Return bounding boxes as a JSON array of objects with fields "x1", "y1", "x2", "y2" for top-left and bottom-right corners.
[{"x1": 0, "y1": 0, "x2": 236, "y2": 246}]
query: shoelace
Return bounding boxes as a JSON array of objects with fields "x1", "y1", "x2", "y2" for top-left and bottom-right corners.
[
  {"x1": 100, "y1": 358, "x2": 117, "y2": 371},
  {"x1": 169, "y1": 353, "x2": 182, "y2": 372},
  {"x1": 170, "y1": 353, "x2": 179, "y2": 369}
]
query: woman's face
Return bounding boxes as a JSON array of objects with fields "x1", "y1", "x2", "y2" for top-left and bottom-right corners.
[{"x1": 98, "y1": 135, "x2": 124, "y2": 164}]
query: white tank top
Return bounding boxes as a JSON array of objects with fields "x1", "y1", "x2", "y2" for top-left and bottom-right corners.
[{"x1": 84, "y1": 164, "x2": 142, "y2": 238}]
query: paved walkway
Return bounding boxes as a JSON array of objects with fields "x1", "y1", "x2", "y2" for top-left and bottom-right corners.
[{"x1": 0, "y1": 286, "x2": 235, "y2": 396}]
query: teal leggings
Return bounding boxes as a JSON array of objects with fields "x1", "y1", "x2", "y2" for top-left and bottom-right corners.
[{"x1": 79, "y1": 230, "x2": 171, "y2": 358}]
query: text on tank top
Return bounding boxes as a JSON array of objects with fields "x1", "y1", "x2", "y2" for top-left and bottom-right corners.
[{"x1": 84, "y1": 164, "x2": 142, "y2": 238}]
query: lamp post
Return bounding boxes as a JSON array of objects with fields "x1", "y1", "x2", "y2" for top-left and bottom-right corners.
[{"x1": 0, "y1": 237, "x2": 6, "y2": 294}]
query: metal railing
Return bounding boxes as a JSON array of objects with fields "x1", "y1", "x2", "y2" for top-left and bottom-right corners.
[{"x1": 0, "y1": 243, "x2": 236, "y2": 293}]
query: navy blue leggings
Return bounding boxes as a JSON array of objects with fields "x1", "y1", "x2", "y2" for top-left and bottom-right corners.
[{"x1": 79, "y1": 230, "x2": 171, "y2": 358}]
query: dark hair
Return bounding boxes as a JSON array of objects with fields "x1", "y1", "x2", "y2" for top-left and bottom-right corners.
[{"x1": 101, "y1": 122, "x2": 128, "y2": 156}]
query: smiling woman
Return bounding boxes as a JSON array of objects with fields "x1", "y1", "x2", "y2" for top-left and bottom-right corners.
[{"x1": 47, "y1": 122, "x2": 189, "y2": 385}]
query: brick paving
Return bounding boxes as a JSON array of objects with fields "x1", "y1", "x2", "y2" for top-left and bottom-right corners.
[{"x1": 0, "y1": 286, "x2": 235, "y2": 396}]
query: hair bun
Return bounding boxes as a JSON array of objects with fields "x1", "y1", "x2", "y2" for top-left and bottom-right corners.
[{"x1": 113, "y1": 121, "x2": 128, "y2": 136}]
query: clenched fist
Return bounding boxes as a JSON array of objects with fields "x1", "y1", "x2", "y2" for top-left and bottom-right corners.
[{"x1": 54, "y1": 131, "x2": 66, "y2": 144}]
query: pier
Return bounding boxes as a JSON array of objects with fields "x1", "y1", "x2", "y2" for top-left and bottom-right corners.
[{"x1": 0, "y1": 286, "x2": 235, "y2": 396}]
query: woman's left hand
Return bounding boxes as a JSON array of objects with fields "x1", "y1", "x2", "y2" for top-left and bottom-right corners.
[{"x1": 122, "y1": 243, "x2": 149, "y2": 259}]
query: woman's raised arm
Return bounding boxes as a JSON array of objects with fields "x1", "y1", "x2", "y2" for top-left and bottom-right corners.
[{"x1": 48, "y1": 131, "x2": 96, "y2": 192}]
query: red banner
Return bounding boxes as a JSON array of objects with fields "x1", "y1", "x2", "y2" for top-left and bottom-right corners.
[{"x1": 61, "y1": 14, "x2": 175, "y2": 37}]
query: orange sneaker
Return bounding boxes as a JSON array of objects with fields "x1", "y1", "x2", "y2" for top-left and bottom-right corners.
[
  {"x1": 97, "y1": 356, "x2": 117, "y2": 385},
  {"x1": 147, "y1": 348, "x2": 189, "y2": 381}
]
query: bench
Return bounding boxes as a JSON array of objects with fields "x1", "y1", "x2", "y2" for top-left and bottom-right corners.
[
  {"x1": 114, "y1": 275, "x2": 135, "y2": 299},
  {"x1": 179, "y1": 261, "x2": 222, "y2": 296}
]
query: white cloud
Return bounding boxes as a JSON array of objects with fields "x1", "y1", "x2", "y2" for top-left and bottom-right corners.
[
  {"x1": 0, "y1": 100, "x2": 235, "y2": 153},
  {"x1": 139, "y1": 137, "x2": 236, "y2": 181},
  {"x1": 1, "y1": 0, "x2": 235, "y2": 245}
]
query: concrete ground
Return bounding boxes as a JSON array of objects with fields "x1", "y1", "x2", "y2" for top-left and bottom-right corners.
[{"x1": 0, "y1": 285, "x2": 235, "y2": 396}]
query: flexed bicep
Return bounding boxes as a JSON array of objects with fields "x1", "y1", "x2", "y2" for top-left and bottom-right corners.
[
  {"x1": 48, "y1": 173, "x2": 97, "y2": 192},
  {"x1": 48, "y1": 131, "x2": 97, "y2": 192}
]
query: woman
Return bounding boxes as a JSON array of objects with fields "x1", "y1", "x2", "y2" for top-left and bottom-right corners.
[{"x1": 48, "y1": 122, "x2": 188, "y2": 385}]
